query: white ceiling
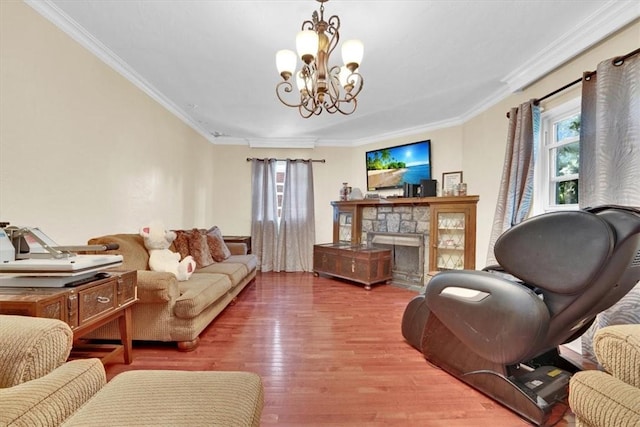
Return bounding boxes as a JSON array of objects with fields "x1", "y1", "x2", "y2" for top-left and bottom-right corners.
[{"x1": 28, "y1": 0, "x2": 639, "y2": 147}]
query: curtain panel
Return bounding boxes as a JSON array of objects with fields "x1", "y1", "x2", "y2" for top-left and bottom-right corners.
[
  {"x1": 486, "y1": 100, "x2": 539, "y2": 266},
  {"x1": 578, "y1": 51, "x2": 640, "y2": 360},
  {"x1": 276, "y1": 160, "x2": 315, "y2": 272},
  {"x1": 579, "y1": 52, "x2": 640, "y2": 208},
  {"x1": 250, "y1": 159, "x2": 278, "y2": 272}
]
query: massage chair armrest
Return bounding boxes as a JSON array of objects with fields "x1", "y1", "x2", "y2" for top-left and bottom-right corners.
[
  {"x1": 135, "y1": 270, "x2": 180, "y2": 303},
  {"x1": 0, "y1": 359, "x2": 106, "y2": 427},
  {"x1": 425, "y1": 270, "x2": 550, "y2": 365},
  {"x1": 593, "y1": 324, "x2": 640, "y2": 388}
]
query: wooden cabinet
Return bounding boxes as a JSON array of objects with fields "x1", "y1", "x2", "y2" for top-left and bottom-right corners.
[
  {"x1": 430, "y1": 202, "x2": 477, "y2": 270},
  {"x1": 0, "y1": 271, "x2": 137, "y2": 364},
  {"x1": 330, "y1": 196, "x2": 478, "y2": 273},
  {"x1": 313, "y1": 243, "x2": 392, "y2": 290},
  {"x1": 332, "y1": 203, "x2": 360, "y2": 244}
]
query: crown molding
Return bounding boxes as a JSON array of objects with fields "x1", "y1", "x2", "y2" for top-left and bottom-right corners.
[
  {"x1": 248, "y1": 138, "x2": 317, "y2": 149},
  {"x1": 24, "y1": 0, "x2": 218, "y2": 145},
  {"x1": 501, "y1": 1, "x2": 640, "y2": 92}
]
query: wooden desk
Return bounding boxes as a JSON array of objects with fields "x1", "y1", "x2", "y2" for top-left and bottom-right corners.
[
  {"x1": 313, "y1": 243, "x2": 392, "y2": 290},
  {"x1": 0, "y1": 270, "x2": 137, "y2": 364}
]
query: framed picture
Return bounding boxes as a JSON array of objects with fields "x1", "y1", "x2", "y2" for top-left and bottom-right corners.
[{"x1": 442, "y1": 171, "x2": 463, "y2": 195}]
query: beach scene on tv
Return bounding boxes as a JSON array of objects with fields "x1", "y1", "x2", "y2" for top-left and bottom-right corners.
[{"x1": 366, "y1": 141, "x2": 431, "y2": 190}]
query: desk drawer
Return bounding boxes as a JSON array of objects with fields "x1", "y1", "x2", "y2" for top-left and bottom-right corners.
[
  {"x1": 116, "y1": 271, "x2": 136, "y2": 306},
  {"x1": 78, "y1": 282, "x2": 116, "y2": 325}
]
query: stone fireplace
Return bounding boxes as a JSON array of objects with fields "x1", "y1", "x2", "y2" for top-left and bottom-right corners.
[{"x1": 361, "y1": 204, "x2": 430, "y2": 290}]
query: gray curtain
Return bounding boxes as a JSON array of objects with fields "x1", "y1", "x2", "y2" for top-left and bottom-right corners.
[
  {"x1": 276, "y1": 160, "x2": 315, "y2": 272},
  {"x1": 578, "y1": 51, "x2": 640, "y2": 360},
  {"x1": 250, "y1": 159, "x2": 278, "y2": 272},
  {"x1": 486, "y1": 100, "x2": 540, "y2": 266},
  {"x1": 579, "y1": 52, "x2": 640, "y2": 208}
]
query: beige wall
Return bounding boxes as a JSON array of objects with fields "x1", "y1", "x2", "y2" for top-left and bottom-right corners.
[
  {"x1": 0, "y1": 1, "x2": 218, "y2": 243},
  {"x1": 1, "y1": 1, "x2": 638, "y2": 268}
]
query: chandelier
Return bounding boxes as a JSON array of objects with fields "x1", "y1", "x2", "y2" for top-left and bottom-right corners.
[{"x1": 275, "y1": 0, "x2": 364, "y2": 118}]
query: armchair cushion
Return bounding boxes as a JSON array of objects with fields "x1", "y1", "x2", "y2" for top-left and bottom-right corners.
[
  {"x1": 569, "y1": 324, "x2": 640, "y2": 427},
  {"x1": 0, "y1": 359, "x2": 106, "y2": 427},
  {"x1": 0, "y1": 315, "x2": 73, "y2": 388}
]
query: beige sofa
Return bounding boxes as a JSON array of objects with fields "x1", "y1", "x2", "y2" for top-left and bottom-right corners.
[
  {"x1": 569, "y1": 324, "x2": 640, "y2": 426},
  {"x1": 0, "y1": 315, "x2": 264, "y2": 426},
  {"x1": 86, "y1": 232, "x2": 257, "y2": 350}
]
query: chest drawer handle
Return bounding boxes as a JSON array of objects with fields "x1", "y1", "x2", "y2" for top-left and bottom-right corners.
[{"x1": 97, "y1": 296, "x2": 111, "y2": 304}]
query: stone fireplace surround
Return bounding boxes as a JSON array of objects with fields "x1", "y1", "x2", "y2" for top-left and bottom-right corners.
[{"x1": 361, "y1": 205, "x2": 430, "y2": 290}]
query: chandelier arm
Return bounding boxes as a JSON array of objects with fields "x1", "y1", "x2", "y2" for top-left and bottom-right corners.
[
  {"x1": 334, "y1": 98, "x2": 358, "y2": 116},
  {"x1": 325, "y1": 15, "x2": 340, "y2": 56},
  {"x1": 276, "y1": 81, "x2": 304, "y2": 108}
]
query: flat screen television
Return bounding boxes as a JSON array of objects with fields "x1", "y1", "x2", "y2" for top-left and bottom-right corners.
[{"x1": 366, "y1": 140, "x2": 432, "y2": 191}]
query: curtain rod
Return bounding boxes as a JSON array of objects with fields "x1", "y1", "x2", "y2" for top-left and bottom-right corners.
[
  {"x1": 246, "y1": 157, "x2": 326, "y2": 163},
  {"x1": 506, "y1": 47, "x2": 640, "y2": 118}
]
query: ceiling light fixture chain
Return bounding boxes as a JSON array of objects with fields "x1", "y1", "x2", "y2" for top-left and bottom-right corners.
[{"x1": 276, "y1": 0, "x2": 364, "y2": 118}]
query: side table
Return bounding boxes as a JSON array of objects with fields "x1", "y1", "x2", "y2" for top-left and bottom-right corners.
[
  {"x1": 223, "y1": 235, "x2": 252, "y2": 254},
  {"x1": 0, "y1": 270, "x2": 137, "y2": 364}
]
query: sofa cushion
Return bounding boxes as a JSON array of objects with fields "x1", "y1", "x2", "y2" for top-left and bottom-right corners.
[
  {"x1": 206, "y1": 226, "x2": 231, "y2": 261},
  {"x1": 226, "y1": 254, "x2": 258, "y2": 273},
  {"x1": 196, "y1": 263, "x2": 248, "y2": 287},
  {"x1": 186, "y1": 229, "x2": 214, "y2": 268},
  {"x1": 88, "y1": 234, "x2": 149, "y2": 271},
  {"x1": 174, "y1": 274, "x2": 232, "y2": 319},
  {"x1": 172, "y1": 230, "x2": 191, "y2": 260}
]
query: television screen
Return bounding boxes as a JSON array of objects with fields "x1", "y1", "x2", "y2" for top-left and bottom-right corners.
[{"x1": 366, "y1": 140, "x2": 431, "y2": 191}]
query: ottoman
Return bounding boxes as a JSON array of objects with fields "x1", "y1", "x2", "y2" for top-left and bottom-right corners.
[{"x1": 62, "y1": 370, "x2": 264, "y2": 426}]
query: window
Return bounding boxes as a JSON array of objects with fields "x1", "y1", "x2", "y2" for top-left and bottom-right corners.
[
  {"x1": 533, "y1": 98, "x2": 581, "y2": 214},
  {"x1": 275, "y1": 161, "x2": 286, "y2": 222}
]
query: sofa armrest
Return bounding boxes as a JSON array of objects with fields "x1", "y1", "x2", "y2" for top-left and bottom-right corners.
[
  {"x1": 0, "y1": 315, "x2": 72, "y2": 388},
  {"x1": 594, "y1": 324, "x2": 640, "y2": 388},
  {"x1": 226, "y1": 242, "x2": 248, "y2": 256},
  {"x1": 569, "y1": 370, "x2": 640, "y2": 427},
  {"x1": 136, "y1": 270, "x2": 180, "y2": 303},
  {"x1": 0, "y1": 359, "x2": 106, "y2": 427}
]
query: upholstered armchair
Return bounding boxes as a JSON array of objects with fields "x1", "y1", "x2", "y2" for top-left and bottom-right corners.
[
  {"x1": 0, "y1": 315, "x2": 105, "y2": 426},
  {"x1": 569, "y1": 324, "x2": 640, "y2": 427},
  {"x1": 0, "y1": 314, "x2": 264, "y2": 426}
]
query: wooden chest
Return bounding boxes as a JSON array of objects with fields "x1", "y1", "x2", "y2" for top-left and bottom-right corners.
[{"x1": 313, "y1": 243, "x2": 392, "y2": 290}]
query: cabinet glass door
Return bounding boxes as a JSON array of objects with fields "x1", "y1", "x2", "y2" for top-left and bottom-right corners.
[
  {"x1": 338, "y1": 212, "x2": 353, "y2": 242},
  {"x1": 435, "y1": 212, "x2": 465, "y2": 270}
]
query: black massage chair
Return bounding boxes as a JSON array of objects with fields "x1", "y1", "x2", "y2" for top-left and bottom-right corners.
[{"x1": 401, "y1": 205, "x2": 640, "y2": 425}]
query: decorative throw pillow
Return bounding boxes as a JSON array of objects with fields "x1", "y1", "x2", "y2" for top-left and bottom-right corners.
[
  {"x1": 187, "y1": 228, "x2": 215, "y2": 268},
  {"x1": 206, "y1": 226, "x2": 231, "y2": 262},
  {"x1": 172, "y1": 230, "x2": 192, "y2": 260}
]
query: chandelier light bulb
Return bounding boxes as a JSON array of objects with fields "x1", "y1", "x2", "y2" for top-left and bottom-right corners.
[
  {"x1": 342, "y1": 39, "x2": 363, "y2": 72},
  {"x1": 296, "y1": 30, "x2": 319, "y2": 64},
  {"x1": 276, "y1": 49, "x2": 297, "y2": 80}
]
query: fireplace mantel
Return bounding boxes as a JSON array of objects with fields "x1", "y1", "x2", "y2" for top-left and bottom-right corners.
[{"x1": 331, "y1": 195, "x2": 479, "y2": 209}]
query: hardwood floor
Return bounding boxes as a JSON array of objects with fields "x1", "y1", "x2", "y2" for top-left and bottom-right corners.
[{"x1": 105, "y1": 272, "x2": 575, "y2": 426}]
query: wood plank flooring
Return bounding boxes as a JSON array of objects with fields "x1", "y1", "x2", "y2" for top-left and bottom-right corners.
[{"x1": 105, "y1": 272, "x2": 575, "y2": 426}]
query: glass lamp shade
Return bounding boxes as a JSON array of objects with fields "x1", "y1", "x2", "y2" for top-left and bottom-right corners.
[
  {"x1": 276, "y1": 49, "x2": 297, "y2": 77},
  {"x1": 296, "y1": 30, "x2": 319, "y2": 63},
  {"x1": 295, "y1": 71, "x2": 305, "y2": 92},
  {"x1": 342, "y1": 39, "x2": 364, "y2": 69}
]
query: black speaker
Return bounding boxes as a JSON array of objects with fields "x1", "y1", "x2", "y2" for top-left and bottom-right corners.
[{"x1": 420, "y1": 179, "x2": 437, "y2": 197}]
